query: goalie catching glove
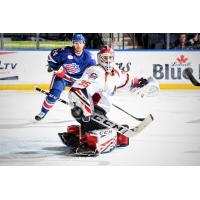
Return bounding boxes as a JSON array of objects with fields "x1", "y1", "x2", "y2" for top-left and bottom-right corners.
[{"x1": 130, "y1": 76, "x2": 160, "y2": 97}]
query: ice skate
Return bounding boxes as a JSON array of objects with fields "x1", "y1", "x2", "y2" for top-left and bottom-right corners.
[{"x1": 35, "y1": 111, "x2": 46, "y2": 121}]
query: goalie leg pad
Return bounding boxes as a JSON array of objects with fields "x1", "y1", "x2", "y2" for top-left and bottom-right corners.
[
  {"x1": 76, "y1": 128, "x2": 118, "y2": 156},
  {"x1": 58, "y1": 125, "x2": 81, "y2": 147},
  {"x1": 67, "y1": 125, "x2": 80, "y2": 135},
  {"x1": 117, "y1": 133, "x2": 129, "y2": 147},
  {"x1": 69, "y1": 88, "x2": 93, "y2": 118},
  {"x1": 117, "y1": 124, "x2": 129, "y2": 147}
]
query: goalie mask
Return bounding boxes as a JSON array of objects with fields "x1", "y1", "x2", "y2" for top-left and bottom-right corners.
[{"x1": 97, "y1": 46, "x2": 114, "y2": 72}]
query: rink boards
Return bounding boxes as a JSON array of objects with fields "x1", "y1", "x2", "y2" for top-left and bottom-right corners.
[{"x1": 0, "y1": 50, "x2": 200, "y2": 90}]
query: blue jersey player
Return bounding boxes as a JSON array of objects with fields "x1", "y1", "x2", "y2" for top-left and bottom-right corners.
[{"x1": 35, "y1": 34, "x2": 96, "y2": 121}]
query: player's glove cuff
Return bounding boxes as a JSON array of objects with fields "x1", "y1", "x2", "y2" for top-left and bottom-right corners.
[
  {"x1": 55, "y1": 66, "x2": 67, "y2": 78},
  {"x1": 131, "y1": 77, "x2": 148, "y2": 88},
  {"x1": 138, "y1": 77, "x2": 148, "y2": 88}
]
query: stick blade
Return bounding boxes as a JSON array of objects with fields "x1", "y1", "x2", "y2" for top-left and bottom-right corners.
[{"x1": 132, "y1": 114, "x2": 154, "y2": 134}]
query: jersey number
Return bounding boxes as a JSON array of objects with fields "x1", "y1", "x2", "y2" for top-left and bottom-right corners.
[{"x1": 78, "y1": 80, "x2": 91, "y2": 88}]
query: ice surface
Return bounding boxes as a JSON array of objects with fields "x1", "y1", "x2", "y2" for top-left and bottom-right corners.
[{"x1": 0, "y1": 90, "x2": 200, "y2": 165}]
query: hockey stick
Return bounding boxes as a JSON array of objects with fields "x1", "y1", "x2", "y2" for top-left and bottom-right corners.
[
  {"x1": 35, "y1": 87, "x2": 69, "y2": 105},
  {"x1": 35, "y1": 87, "x2": 153, "y2": 135},
  {"x1": 112, "y1": 104, "x2": 148, "y2": 121},
  {"x1": 185, "y1": 68, "x2": 200, "y2": 86}
]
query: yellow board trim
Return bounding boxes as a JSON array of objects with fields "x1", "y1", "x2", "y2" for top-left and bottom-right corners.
[
  {"x1": 0, "y1": 84, "x2": 200, "y2": 90},
  {"x1": 0, "y1": 84, "x2": 70, "y2": 90},
  {"x1": 0, "y1": 84, "x2": 51, "y2": 90},
  {"x1": 160, "y1": 84, "x2": 200, "y2": 90}
]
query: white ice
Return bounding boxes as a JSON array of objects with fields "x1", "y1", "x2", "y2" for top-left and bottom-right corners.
[{"x1": 0, "y1": 90, "x2": 200, "y2": 165}]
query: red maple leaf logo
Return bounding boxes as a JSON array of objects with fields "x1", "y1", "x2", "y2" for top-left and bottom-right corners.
[{"x1": 176, "y1": 55, "x2": 188, "y2": 63}]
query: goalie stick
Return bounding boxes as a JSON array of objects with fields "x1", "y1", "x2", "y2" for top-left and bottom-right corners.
[
  {"x1": 112, "y1": 104, "x2": 147, "y2": 121},
  {"x1": 35, "y1": 87, "x2": 153, "y2": 137},
  {"x1": 185, "y1": 68, "x2": 200, "y2": 86}
]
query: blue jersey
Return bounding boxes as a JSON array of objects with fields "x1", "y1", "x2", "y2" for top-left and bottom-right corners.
[{"x1": 47, "y1": 46, "x2": 96, "y2": 79}]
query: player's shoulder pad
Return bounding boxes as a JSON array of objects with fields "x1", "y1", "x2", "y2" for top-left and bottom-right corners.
[
  {"x1": 84, "y1": 49, "x2": 96, "y2": 60},
  {"x1": 65, "y1": 46, "x2": 73, "y2": 51},
  {"x1": 50, "y1": 46, "x2": 71, "y2": 55}
]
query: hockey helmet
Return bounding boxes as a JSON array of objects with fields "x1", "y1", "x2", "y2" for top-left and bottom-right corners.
[
  {"x1": 97, "y1": 46, "x2": 114, "y2": 72},
  {"x1": 72, "y1": 34, "x2": 85, "y2": 43}
]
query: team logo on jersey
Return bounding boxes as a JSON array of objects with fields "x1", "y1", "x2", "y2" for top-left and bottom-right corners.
[
  {"x1": 65, "y1": 63, "x2": 80, "y2": 74},
  {"x1": 67, "y1": 55, "x2": 73, "y2": 59},
  {"x1": 89, "y1": 72, "x2": 98, "y2": 80}
]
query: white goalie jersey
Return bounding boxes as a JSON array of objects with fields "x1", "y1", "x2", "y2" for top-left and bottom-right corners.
[
  {"x1": 70, "y1": 64, "x2": 131, "y2": 113},
  {"x1": 69, "y1": 64, "x2": 160, "y2": 116}
]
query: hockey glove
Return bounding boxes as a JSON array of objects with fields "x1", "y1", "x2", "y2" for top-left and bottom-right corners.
[
  {"x1": 55, "y1": 66, "x2": 67, "y2": 78},
  {"x1": 47, "y1": 66, "x2": 54, "y2": 72},
  {"x1": 138, "y1": 77, "x2": 148, "y2": 88}
]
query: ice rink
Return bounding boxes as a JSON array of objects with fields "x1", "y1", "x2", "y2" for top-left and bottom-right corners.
[{"x1": 0, "y1": 89, "x2": 200, "y2": 166}]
